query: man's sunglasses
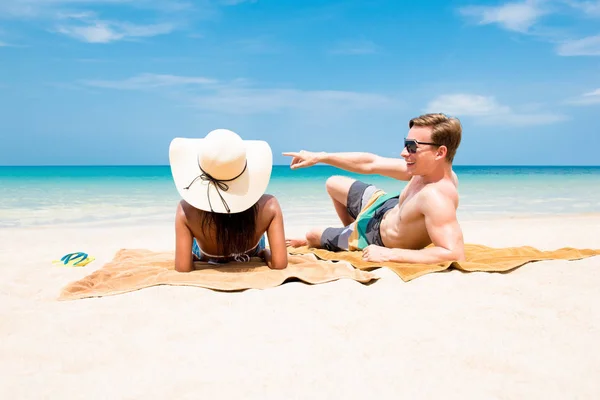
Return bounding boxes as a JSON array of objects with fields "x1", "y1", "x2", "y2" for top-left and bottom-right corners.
[{"x1": 404, "y1": 139, "x2": 440, "y2": 154}]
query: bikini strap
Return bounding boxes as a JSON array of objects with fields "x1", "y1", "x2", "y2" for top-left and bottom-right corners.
[{"x1": 200, "y1": 238, "x2": 262, "y2": 260}]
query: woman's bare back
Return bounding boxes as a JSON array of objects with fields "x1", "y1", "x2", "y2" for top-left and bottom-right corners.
[
  {"x1": 183, "y1": 194, "x2": 275, "y2": 255},
  {"x1": 174, "y1": 194, "x2": 288, "y2": 271}
]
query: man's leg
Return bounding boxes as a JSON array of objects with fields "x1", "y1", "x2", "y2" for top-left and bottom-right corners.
[
  {"x1": 326, "y1": 175, "x2": 357, "y2": 226},
  {"x1": 306, "y1": 226, "x2": 353, "y2": 251},
  {"x1": 286, "y1": 176, "x2": 355, "y2": 248},
  {"x1": 305, "y1": 228, "x2": 325, "y2": 248},
  {"x1": 287, "y1": 225, "x2": 353, "y2": 251},
  {"x1": 286, "y1": 176, "x2": 375, "y2": 249},
  {"x1": 286, "y1": 228, "x2": 324, "y2": 248}
]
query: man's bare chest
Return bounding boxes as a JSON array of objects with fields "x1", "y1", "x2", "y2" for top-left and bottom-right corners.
[{"x1": 392, "y1": 183, "x2": 426, "y2": 222}]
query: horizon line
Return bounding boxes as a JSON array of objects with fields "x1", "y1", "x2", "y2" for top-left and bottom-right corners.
[{"x1": 1, "y1": 164, "x2": 600, "y2": 168}]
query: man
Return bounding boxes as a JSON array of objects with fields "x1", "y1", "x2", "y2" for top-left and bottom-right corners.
[{"x1": 283, "y1": 113, "x2": 465, "y2": 264}]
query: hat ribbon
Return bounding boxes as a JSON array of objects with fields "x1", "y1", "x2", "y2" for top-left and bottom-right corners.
[{"x1": 183, "y1": 161, "x2": 248, "y2": 213}]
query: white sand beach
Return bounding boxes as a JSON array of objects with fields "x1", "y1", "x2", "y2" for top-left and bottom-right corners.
[{"x1": 1, "y1": 215, "x2": 600, "y2": 399}]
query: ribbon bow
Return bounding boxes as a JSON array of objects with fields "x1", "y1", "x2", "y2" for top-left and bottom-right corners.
[{"x1": 184, "y1": 161, "x2": 247, "y2": 213}]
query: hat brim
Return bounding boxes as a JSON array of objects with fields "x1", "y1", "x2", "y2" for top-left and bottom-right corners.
[{"x1": 169, "y1": 138, "x2": 273, "y2": 213}]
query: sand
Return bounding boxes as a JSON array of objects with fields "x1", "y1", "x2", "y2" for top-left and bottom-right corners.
[{"x1": 1, "y1": 215, "x2": 599, "y2": 399}]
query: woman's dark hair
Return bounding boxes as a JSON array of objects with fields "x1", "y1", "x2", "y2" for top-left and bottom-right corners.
[{"x1": 200, "y1": 202, "x2": 259, "y2": 255}]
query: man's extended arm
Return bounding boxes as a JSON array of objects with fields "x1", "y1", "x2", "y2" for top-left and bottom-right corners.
[
  {"x1": 362, "y1": 187, "x2": 465, "y2": 263},
  {"x1": 282, "y1": 150, "x2": 410, "y2": 181}
]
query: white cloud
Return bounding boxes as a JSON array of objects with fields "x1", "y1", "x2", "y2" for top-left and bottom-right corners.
[
  {"x1": 427, "y1": 94, "x2": 511, "y2": 116},
  {"x1": 458, "y1": 1, "x2": 600, "y2": 56},
  {"x1": 556, "y1": 34, "x2": 600, "y2": 56},
  {"x1": 330, "y1": 40, "x2": 379, "y2": 55},
  {"x1": 567, "y1": 0, "x2": 600, "y2": 16},
  {"x1": 190, "y1": 88, "x2": 398, "y2": 114},
  {"x1": 82, "y1": 73, "x2": 217, "y2": 89},
  {"x1": 585, "y1": 88, "x2": 600, "y2": 96},
  {"x1": 0, "y1": 0, "x2": 191, "y2": 43},
  {"x1": 57, "y1": 22, "x2": 122, "y2": 43},
  {"x1": 565, "y1": 88, "x2": 600, "y2": 105},
  {"x1": 426, "y1": 93, "x2": 568, "y2": 126},
  {"x1": 56, "y1": 11, "x2": 98, "y2": 20},
  {"x1": 458, "y1": 1, "x2": 547, "y2": 33},
  {"x1": 56, "y1": 21, "x2": 174, "y2": 43},
  {"x1": 80, "y1": 73, "x2": 402, "y2": 114}
]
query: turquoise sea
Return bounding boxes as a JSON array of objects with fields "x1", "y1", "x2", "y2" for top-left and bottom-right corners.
[{"x1": 1, "y1": 166, "x2": 600, "y2": 228}]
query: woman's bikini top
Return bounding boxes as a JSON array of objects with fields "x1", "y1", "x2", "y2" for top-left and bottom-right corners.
[{"x1": 200, "y1": 238, "x2": 264, "y2": 263}]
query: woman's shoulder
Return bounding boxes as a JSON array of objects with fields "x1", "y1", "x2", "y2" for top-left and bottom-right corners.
[
  {"x1": 176, "y1": 199, "x2": 202, "y2": 224},
  {"x1": 257, "y1": 194, "x2": 282, "y2": 215}
]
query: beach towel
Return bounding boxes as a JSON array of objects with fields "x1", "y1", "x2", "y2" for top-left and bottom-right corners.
[
  {"x1": 58, "y1": 249, "x2": 378, "y2": 300},
  {"x1": 288, "y1": 244, "x2": 600, "y2": 282}
]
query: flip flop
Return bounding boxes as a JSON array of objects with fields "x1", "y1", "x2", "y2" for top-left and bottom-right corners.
[{"x1": 52, "y1": 252, "x2": 95, "y2": 267}]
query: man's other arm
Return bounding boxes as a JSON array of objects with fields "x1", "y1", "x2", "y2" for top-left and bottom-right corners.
[
  {"x1": 283, "y1": 150, "x2": 411, "y2": 181},
  {"x1": 364, "y1": 187, "x2": 465, "y2": 264}
]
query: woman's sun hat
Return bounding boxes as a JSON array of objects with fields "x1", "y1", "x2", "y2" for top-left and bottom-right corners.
[{"x1": 169, "y1": 129, "x2": 273, "y2": 214}]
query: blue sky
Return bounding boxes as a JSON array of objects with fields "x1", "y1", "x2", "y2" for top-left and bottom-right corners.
[{"x1": 1, "y1": 0, "x2": 599, "y2": 166}]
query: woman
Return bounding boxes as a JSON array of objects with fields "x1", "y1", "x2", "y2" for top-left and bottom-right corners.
[{"x1": 169, "y1": 129, "x2": 288, "y2": 272}]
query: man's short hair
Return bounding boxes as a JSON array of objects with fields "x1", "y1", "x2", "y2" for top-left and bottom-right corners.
[{"x1": 409, "y1": 113, "x2": 462, "y2": 163}]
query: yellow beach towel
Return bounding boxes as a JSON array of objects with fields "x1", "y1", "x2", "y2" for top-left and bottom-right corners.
[
  {"x1": 58, "y1": 249, "x2": 379, "y2": 301},
  {"x1": 287, "y1": 244, "x2": 600, "y2": 282}
]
